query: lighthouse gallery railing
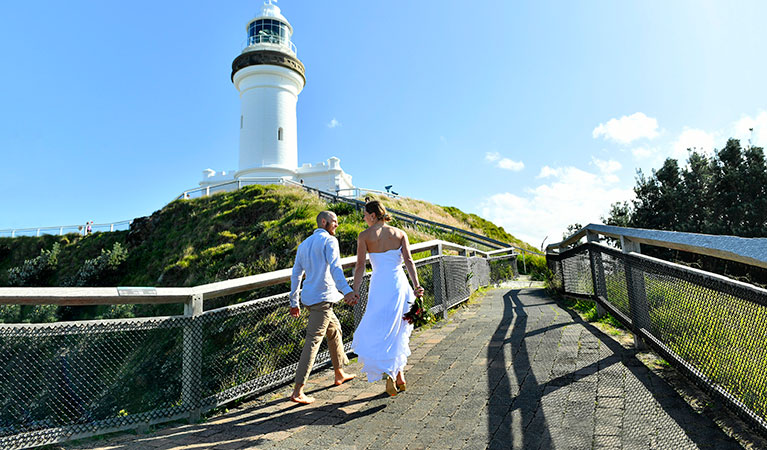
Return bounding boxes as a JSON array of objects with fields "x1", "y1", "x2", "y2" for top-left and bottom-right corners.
[{"x1": 0, "y1": 240, "x2": 518, "y2": 449}]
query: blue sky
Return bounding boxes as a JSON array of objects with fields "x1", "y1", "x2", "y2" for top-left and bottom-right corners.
[{"x1": 1, "y1": 1, "x2": 766, "y2": 248}]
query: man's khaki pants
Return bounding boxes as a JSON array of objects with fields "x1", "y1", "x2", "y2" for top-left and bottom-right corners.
[{"x1": 295, "y1": 301, "x2": 348, "y2": 386}]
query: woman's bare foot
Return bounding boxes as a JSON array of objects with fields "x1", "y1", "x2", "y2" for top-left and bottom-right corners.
[
  {"x1": 334, "y1": 370, "x2": 357, "y2": 386},
  {"x1": 290, "y1": 392, "x2": 315, "y2": 404},
  {"x1": 395, "y1": 372, "x2": 406, "y2": 385}
]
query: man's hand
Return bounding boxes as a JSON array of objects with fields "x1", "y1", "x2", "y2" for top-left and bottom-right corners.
[
  {"x1": 344, "y1": 291, "x2": 359, "y2": 306},
  {"x1": 289, "y1": 306, "x2": 301, "y2": 318}
]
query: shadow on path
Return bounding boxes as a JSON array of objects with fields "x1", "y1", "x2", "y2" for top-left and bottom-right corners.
[{"x1": 488, "y1": 288, "x2": 741, "y2": 449}]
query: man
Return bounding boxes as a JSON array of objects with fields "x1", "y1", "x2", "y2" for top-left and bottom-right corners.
[{"x1": 289, "y1": 211, "x2": 358, "y2": 404}]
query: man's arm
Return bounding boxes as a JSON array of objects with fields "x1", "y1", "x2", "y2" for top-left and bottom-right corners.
[
  {"x1": 324, "y1": 236, "x2": 353, "y2": 296},
  {"x1": 289, "y1": 250, "x2": 304, "y2": 310}
]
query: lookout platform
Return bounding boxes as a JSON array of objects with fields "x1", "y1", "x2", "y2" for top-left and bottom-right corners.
[{"x1": 71, "y1": 287, "x2": 761, "y2": 450}]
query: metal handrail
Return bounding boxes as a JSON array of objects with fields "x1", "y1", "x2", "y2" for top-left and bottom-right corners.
[
  {"x1": 0, "y1": 220, "x2": 133, "y2": 239},
  {"x1": 0, "y1": 239, "x2": 516, "y2": 306},
  {"x1": 547, "y1": 223, "x2": 767, "y2": 270}
]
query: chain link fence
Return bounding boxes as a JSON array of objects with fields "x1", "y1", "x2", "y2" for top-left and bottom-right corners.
[
  {"x1": 0, "y1": 253, "x2": 517, "y2": 449},
  {"x1": 548, "y1": 242, "x2": 767, "y2": 435}
]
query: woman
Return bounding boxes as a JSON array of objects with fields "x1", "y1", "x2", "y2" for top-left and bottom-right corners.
[{"x1": 351, "y1": 200, "x2": 425, "y2": 396}]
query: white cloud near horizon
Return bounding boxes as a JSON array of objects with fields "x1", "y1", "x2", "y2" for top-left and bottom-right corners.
[
  {"x1": 480, "y1": 164, "x2": 633, "y2": 248},
  {"x1": 485, "y1": 152, "x2": 524, "y2": 171},
  {"x1": 593, "y1": 112, "x2": 659, "y2": 144},
  {"x1": 733, "y1": 111, "x2": 767, "y2": 148},
  {"x1": 327, "y1": 118, "x2": 341, "y2": 128}
]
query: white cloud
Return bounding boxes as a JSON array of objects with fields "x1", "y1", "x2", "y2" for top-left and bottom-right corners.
[
  {"x1": 732, "y1": 111, "x2": 767, "y2": 148},
  {"x1": 485, "y1": 152, "x2": 524, "y2": 171},
  {"x1": 591, "y1": 157, "x2": 621, "y2": 174},
  {"x1": 327, "y1": 118, "x2": 341, "y2": 128},
  {"x1": 497, "y1": 158, "x2": 524, "y2": 171},
  {"x1": 480, "y1": 165, "x2": 633, "y2": 248},
  {"x1": 537, "y1": 166, "x2": 562, "y2": 178},
  {"x1": 671, "y1": 128, "x2": 716, "y2": 160},
  {"x1": 593, "y1": 112, "x2": 659, "y2": 144},
  {"x1": 485, "y1": 152, "x2": 500, "y2": 162}
]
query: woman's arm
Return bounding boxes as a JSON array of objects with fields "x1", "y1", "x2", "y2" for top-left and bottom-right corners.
[
  {"x1": 400, "y1": 232, "x2": 424, "y2": 298},
  {"x1": 352, "y1": 233, "x2": 368, "y2": 295}
]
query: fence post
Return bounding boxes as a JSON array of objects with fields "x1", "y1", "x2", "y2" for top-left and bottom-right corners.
[
  {"x1": 182, "y1": 293, "x2": 203, "y2": 422},
  {"x1": 587, "y1": 232, "x2": 607, "y2": 318},
  {"x1": 621, "y1": 237, "x2": 650, "y2": 350},
  {"x1": 431, "y1": 244, "x2": 448, "y2": 319},
  {"x1": 522, "y1": 252, "x2": 527, "y2": 274}
]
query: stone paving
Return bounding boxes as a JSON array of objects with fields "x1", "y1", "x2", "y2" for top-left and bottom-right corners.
[{"x1": 71, "y1": 287, "x2": 753, "y2": 449}]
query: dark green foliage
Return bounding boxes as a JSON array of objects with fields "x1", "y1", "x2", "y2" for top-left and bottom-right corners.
[
  {"x1": 608, "y1": 139, "x2": 767, "y2": 237},
  {"x1": 603, "y1": 138, "x2": 767, "y2": 285},
  {"x1": 7, "y1": 243, "x2": 61, "y2": 287},
  {"x1": 518, "y1": 254, "x2": 550, "y2": 281},
  {"x1": 66, "y1": 242, "x2": 128, "y2": 287}
]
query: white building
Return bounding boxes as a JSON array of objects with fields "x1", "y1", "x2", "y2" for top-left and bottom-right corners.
[{"x1": 200, "y1": 0, "x2": 354, "y2": 194}]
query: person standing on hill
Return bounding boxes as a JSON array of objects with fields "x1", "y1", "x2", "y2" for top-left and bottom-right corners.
[{"x1": 288, "y1": 211, "x2": 358, "y2": 404}]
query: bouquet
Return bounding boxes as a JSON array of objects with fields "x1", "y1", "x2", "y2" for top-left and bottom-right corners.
[{"x1": 403, "y1": 295, "x2": 433, "y2": 327}]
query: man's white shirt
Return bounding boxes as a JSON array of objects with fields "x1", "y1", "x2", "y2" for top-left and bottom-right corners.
[{"x1": 289, "y1": 228, "x2": 353, "y2": 308}]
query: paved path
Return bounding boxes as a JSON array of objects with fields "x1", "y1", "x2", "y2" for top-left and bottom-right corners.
[{"x1": 73, "y1": 288, "x2": 748, "y2": 449}]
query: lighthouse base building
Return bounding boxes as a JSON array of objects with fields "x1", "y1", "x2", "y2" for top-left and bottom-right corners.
[{"x1": 199, "y1": 1, "x2": 355, "y2": 196}]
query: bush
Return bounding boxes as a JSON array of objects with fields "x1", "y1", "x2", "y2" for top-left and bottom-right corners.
[
  {"x1": 518, "y1": 254, "x2": 550, "y2": 281},
  {"x1": 7, "y1": 243, "x2": 61, "y2": 286},
  {"x1": 67, "y1": 242, "x2": 128, "y2": 287}
]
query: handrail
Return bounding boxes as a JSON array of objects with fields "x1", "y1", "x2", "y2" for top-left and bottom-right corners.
[
  {"x1": 0, "y1": 240, "x2": 516, "y2": 306},
  {"x1": 0, "y1": 220, "x2": 133, "y2": 238},
  {"x1": 547, "y1": 223, "x2": 767, "y2": 270}
]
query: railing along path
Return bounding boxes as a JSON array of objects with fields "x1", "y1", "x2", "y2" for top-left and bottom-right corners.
[
  {"x1": 547, "y1": 223, "x2": 767, "y2": 436},
  {"x1": 0, "y1": 240, "x2": 519, "y2": 449}
]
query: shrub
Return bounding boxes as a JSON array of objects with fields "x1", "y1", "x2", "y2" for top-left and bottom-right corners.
[
  {"x1": 67, "y1": 242, "x2": 128, "y2": 287},
  {"x1": 518, "y1": 254, "x2": 551, "y2": 281},
  {"x1": 7, "y1": 243, "x2": 61, "y2": 286}
]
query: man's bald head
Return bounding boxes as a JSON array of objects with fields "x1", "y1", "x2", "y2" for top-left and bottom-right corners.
[{"x1": 316, "y1": 211, "x2": 339, "y2": 235}]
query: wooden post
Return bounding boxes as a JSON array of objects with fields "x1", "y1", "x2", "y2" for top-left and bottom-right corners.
[
  {"x1": 182, "y1": 293, "x2": 203, "y2": 422},
  {"x1": 621, "y1": 236, "x2": 650, "y2": 350},
  {"x1": 587, "y1": 232, "x2": 607, "y2": 318}
]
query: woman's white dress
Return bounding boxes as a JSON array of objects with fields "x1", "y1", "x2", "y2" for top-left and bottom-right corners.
[{"x1": 352, "y1": 247, "x2": 415, "y2": 382}]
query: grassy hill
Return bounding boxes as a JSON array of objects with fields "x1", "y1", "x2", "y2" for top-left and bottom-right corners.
[{"x1": 0, "y1": 185, "x2": 536, "y2": 321}]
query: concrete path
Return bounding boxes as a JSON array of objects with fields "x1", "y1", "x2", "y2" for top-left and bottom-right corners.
[{"x1": 72, "y1": 288, "x2": 749, "y2": 449}]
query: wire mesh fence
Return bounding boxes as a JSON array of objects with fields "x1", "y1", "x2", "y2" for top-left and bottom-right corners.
[
  {"x1": 548, "y1": 242, "x2": 767, "y2": 435},
  {"x1": 0, "y1": 253, "x2": 516, "y2": 449}
]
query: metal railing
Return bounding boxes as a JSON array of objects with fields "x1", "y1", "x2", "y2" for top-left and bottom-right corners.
[
  {"x1": 0, "y1": 240, "x2": 518, "y2": 449},
  {"x1": 242, "y1": 34, "x2": 297, "y2": 55},
  {"x1": 546, "y1": 223, "x2": 767, "y2": 435},
  {"x1": 0, "y1": 221, "x2": 133, "y2": 239}
]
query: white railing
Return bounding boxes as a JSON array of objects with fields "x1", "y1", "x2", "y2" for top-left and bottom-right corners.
[
  {"x1": 242, "y1": 34, "x2": 297, "y2": 55},
  {"x1": 0, "y1": 220, "x2": 133, "y2": 239}
]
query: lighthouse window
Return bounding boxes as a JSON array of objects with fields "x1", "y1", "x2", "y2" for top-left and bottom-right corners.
[
  {"x1": 278, "y1": 127, "x2": 283, "y2": 141},
  {"x1": 248, "y1": 19, "x2": 289, "y2": 45}
]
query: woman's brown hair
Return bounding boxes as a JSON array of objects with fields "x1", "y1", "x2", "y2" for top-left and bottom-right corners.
[{"x1": 365, "y1": 200, "x2": 391, "y2": 222}]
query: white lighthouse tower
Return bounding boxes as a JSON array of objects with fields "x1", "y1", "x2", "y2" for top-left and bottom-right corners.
[
  {"x1": 200, "y1": 1, "x2": 355, "y2": 194},
  {"x1": 233, "y1": 0, "x2": 303, "y2": 179}
]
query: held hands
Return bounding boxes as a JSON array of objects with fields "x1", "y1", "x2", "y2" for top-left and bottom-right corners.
[
  {"x1": 344, "y1": 291, "x2": 359, "y2": 305},
  {"x1": 414, "y1": 285, "x2": 425, "y2": 298},
  {"x1": 289, "y1": 306, "x2": 301, "y2": 318}
]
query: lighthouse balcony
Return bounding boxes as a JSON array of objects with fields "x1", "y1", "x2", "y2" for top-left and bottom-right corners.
[{"x1": 242, "y1": 35, "x2": 297, "y2": 56}]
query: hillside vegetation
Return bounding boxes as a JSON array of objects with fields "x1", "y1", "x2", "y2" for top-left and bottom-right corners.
[{"x1": 0, "y1": 185, "x2": 534, "y2": 321}]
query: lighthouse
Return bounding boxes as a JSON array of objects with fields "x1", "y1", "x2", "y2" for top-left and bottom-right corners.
[
  {"x1": 200, "y1": 1, "x2": 355, "y2": 195},
  {"x1": 233, "y1": 0, "x2": 304, "y2": 179}
]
